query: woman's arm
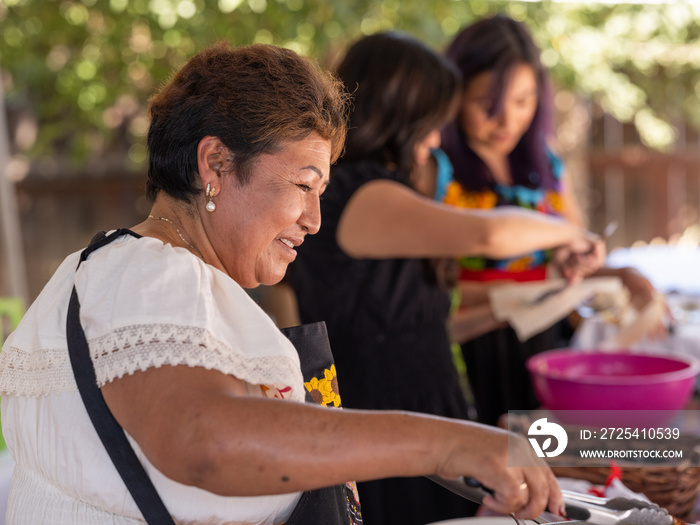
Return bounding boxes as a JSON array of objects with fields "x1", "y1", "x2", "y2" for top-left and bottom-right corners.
[
  {"x1": 456, "y1": 280, "x2": 506, "y2": 307},
  {"x1": 337, "y1": 179, "x2": 597, "y2": 260},
  {"x1": 450, "y1": 302, "x2": 508, "y2": 343},
  {"x1": 448, "y1": 281, "x2": 509, "y2": 343},
  {"x1": 101, "y1": 364, "x2": 563, "y2": 519}
]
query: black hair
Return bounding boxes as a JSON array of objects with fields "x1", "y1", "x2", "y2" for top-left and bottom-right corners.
[
  {"x1": 442, "y1": 15, "x2": 557, "y2": 191},
  {"x1": 337, "y1": 32, "x2": 462, "y2": 181}
]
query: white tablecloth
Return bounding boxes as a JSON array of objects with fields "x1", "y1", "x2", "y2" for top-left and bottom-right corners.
[
  {"x1": 607, "y1": 245, "x2": 700, "y2": 294},
  {"x1": 572, "y1": 312, "x2": 700, "y2": 357}
]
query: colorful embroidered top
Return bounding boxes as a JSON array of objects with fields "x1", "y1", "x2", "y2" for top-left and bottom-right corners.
[{"x1": 434, "y1": 148, "x2": 565, "y2": 282}]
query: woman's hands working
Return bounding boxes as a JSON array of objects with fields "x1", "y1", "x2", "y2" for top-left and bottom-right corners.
[
  {"x1": 433, "y1": 420, "x2": 564, "y2": 519},
  {"x1": 552, "y1": 234, "x2": 607, "y2": 283},
  {"x1": 593, "y1": 265, "x2": 670, "y2": 339},
  {"x1": 101, "y1": 363, "x2": 562, "y2": 519}
]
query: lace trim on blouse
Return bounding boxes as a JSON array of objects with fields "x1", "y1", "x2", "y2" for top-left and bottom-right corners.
[{"x1": 0, "y1": 323, "x2": 304, "y2": 401}]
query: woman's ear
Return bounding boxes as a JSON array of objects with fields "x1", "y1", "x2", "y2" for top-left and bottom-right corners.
[{"x1": 196, "y1": 136, "x2": 227, "y2": 191}]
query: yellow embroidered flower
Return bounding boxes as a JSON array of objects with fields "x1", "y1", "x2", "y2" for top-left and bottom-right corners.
[
  {"x1": 304, "y1": 377, "x2": 324, "y2": 405},
  {"x1": 304, "y1": 365, "x2": 342, "y2": 407}
]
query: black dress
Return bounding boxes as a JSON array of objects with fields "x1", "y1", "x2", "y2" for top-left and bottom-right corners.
[
  {"x1": 289, "y1": 160, "x2": 477, "y2": 525},
  {"x1": 462, "y1": 326, "x2": 558, "y2": 426}
]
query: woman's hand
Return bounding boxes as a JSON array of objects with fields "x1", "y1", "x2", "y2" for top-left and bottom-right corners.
[
  {"x1": 435, "y1": 422, "x2": 564, "y2": 519},
  {"x1": 617, "y1": 266, "x2": 658, "y2": 311},
  {"x1": 552, "y1": 234, "x2": 606, "y2": 283},
  {"x1": 599, "y1": 266, "x2": 670, "y2": 339}
]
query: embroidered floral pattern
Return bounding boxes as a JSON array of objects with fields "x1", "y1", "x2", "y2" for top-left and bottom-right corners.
[
  {"x1": 304, "y1": 364, "x2": 341, "y2": 407},
  {"x1": 544, "y1": 190, "x2": 563, "y2": 213},
  {"x1": 345, "y1": 481, "x2": 363, "y2": 523},
  {"x1": 504, "y1": 255, "x2": 533, "y2": 272},
  {"x1": 261, "y1": 384, "x2": 292, "y2": 399},
  {"x1": 444, "y1": 182, "x2": 497, "y2": 209}
]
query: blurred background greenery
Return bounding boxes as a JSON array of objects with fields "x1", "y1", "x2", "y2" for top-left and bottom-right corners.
[
  {"x1": 3, "y1": 0, "x2": 700, "y2": 173},
  {"x1": 4, "y1": 0, "x2": 700, "y2": 301}
]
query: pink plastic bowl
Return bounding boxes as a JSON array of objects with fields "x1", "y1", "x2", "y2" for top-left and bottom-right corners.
[{"x1": 526, "y1": 349, "x2": 700, "y2": 412}]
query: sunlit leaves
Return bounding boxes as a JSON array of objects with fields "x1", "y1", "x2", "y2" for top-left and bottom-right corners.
[
  {"x1": 635, "y1": 108, "x2": 677, "y2": 151},
  {"x1": 3, "y1": 25, "x2": 24, "y2": 47},
  {"x1": 248, "y1": 0, "x2": 266, "y2": 14},
  {"x1": 63, "y1": 4, "x2": 89, "y2": 25},
  {"x1": 483, "y1": 1, "x2": 700, "y2": 150},
  {"x1": 77, "y1": 83, "x2": 106, "y2": 111},
  {"x1": 4, "y1": 0, "x2": 700, "y2": 167},
  {"x1": 218, "y1": 0, "x2": 243, "y2": 14},
  {"x1": 109, "y1": 0, "x2": 127, "y2": 12}
]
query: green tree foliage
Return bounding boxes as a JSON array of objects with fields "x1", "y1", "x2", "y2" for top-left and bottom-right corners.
[{"x1": 2, "y1": 0, "x2": 700, "y2": 172}]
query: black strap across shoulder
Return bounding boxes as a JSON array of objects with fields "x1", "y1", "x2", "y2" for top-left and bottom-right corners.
[{"x1": 66, "y1": 229, "x2": 176, "y2": 524}]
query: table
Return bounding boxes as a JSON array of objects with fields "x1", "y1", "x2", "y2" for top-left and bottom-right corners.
[{"x1": 607, "y1": 245, "x2": 700, "y2": 295}]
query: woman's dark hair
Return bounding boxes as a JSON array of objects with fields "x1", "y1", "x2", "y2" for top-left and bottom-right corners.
[
  {"x1": 146, "y1": 42, "x2": 349, "y2": 203},
  {"x1": 442, "y1": 15, "x2": 556, "y2": 191},
  {"x1": 337, "y1": 32, "x2": 462, "y2": 180}
]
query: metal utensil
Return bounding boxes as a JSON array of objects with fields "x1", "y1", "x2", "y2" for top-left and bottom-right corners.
[
  {"x1": 602, "y1": 221, "x2": 619, "y2": 240},
  {"x1": 427, "y1": 475, "x2": 681, "y2": 524},
  {"x1": 561, "y1": 489, "x2": 675, "y2": 525},
  {"x1": 426, "y1": 475, "x2": 582, "y2": 524},
  {"x1": 531, "y1": 285, "x2": 567, "y2": 305}
]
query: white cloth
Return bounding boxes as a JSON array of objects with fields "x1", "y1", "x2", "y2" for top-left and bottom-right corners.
[
  {"x1": 0, "y1": 233, "x2": 304, "y2": 524},
  {"x1": 488, "y1": 276, "x2": 624, "y2": 342}
]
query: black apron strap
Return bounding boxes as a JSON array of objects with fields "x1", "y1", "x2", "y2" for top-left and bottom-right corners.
[
  {"x1": 285, "y1": 485, "x2": 360, "y2": 525},
  {"x1": 281, "y1": 322, "x2": 337, "y2": 404},
  {"x1": 67, "y1": 229, "x2": 176, "y2": 525},
  {"x1": 281, "y1": 322, "x2": 363, "y2": 525}
]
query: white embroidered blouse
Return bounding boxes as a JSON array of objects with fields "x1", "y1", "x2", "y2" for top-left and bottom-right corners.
[{"x1": 0, "y1": 233, "x2": 305, "y2": 524}]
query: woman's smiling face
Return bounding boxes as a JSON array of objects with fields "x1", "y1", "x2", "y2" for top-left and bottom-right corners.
[{"x1": 210, "y1": 132, "x2": 331, "y2": 288}]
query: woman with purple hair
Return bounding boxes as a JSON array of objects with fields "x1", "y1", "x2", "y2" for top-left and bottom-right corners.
[{"x1": 438, "y1": 15, "x2": 664, "y2": 426}]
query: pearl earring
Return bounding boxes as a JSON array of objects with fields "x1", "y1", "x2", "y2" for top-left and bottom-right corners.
[{"x1": 206, "y1": 183, "x2": 216, "y2": 212}]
